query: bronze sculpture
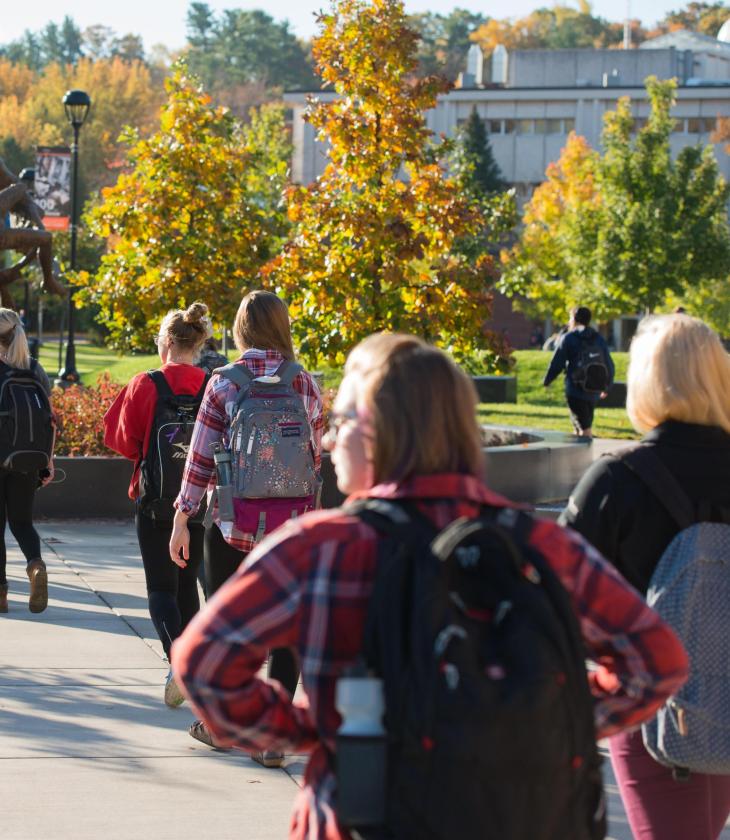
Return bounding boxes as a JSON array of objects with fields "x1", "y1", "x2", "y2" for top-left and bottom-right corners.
[{"x1": 0, "y1": 158, "x2": 64, "y2": 308}]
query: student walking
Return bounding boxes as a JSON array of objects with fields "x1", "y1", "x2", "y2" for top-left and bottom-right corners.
[
  {"x1": 172, "y1": 332, "x2": 688, "y2": 840},
  {"x1": 543, "y1": 306, "x2": 614, "y2": 437},
  {"x1": 104, "y1": 302, "x2": 211, "y2": 707},
  {"x1": 0, "y1": 308, "x2": 54, "y2": 614},
  {"x1": 560, "y1": 314, "x2": 730, "y2": 840},
  {"x1": 169, "y1": 290, "x2": 323, "y2": 761}
]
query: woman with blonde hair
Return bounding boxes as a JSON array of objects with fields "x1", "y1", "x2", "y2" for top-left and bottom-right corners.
[
  {"x1": 104, "y1": 302, "x2": 212, "y2": 706},
  {"x1": 0, "y1": 307, "x2": 53, "y2": 614},
  {"x1": 560, "y1": 314, "x2": 730, "y2": 839},
  {"x1": 169, "y1": 289, "x2": 323, "y2": 758},
  {"x1": 171, "y1": 332, "x2": 687, "y2": 840}
]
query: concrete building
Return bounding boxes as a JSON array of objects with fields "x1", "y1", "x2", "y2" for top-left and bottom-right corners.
[{"x1": 286, "y1": 33, "x2": 730, "y2": 193}]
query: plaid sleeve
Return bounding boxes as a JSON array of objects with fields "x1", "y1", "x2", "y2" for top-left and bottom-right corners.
[
  {"x1": 171, "y1": 522, "x2": 320, "y2": 753},
  {"x1": 295, "y1": 371, "x2": 324, "y2": 476},
  {"x1": 529, "y1": 519, "x2": 689, "y2": 739},
  {"x1": 174, "y1": 376, "x2": 228, "y2": 516}
]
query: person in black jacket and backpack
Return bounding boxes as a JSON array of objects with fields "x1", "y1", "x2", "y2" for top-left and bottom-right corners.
[
  {"x1": 543, "y1": 306, "x2": 614, "y2": 437},
  {"x1": 560, "y1": 313, "x2": 730, "y2": 840},
  {"x1": 0, "y1": 308, "x2": 54, "y2": 615}
]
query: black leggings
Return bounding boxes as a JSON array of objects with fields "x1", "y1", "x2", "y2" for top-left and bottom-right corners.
[
  {"x1": 136, "y1": 511, "x2": 203, "y2": 659},
  {"x1": 204, "y1": 523, "x2": 299, "y2": 697},
  {"x1": 0, "y1": 468, "x2": 42, "y2": 585}
]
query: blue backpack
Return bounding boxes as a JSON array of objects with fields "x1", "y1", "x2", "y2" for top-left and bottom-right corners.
[{"x1": 624, "y1": 446, "x2": 730, "y2": 776}]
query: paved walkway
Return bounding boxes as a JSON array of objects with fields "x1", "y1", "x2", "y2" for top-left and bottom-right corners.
[{"x1": 1, "y1": 521, "x2": 727, "y2": 839}]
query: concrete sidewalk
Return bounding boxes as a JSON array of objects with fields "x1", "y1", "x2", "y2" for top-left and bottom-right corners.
[{"x1": 0, "y1": 521, "x2": 726, "y2": 839}]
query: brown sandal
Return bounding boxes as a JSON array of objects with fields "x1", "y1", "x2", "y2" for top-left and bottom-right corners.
[{"x1": 188, "y1": 720, "x2": 231, "y2": 750}]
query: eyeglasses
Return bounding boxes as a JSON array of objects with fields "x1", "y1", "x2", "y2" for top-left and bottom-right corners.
[{"x1": 324, "y1": 409, "x2": 360, "y2": 447}]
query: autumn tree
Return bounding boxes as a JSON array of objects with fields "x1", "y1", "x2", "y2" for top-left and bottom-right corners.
[
  {"x1": 73, "y1": 65, "x2": 292, "y2": 349},
  {"x1": 0, "y1": 57, "x2": 164, "y2": 196},
  {"x1": 653, "y1": 2, "x2": 729, "y2": 37},
  {"x1": 262, "y1": 0, "x2": 510, "y2": 370},
  {"x1": 502, "y1": 77, "x2": 730, "y2": 321}
]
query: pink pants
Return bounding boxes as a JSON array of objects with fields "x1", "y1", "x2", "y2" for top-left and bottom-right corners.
[{"x1": 610, "y1": 729, "x2": 730, "y2": 840}]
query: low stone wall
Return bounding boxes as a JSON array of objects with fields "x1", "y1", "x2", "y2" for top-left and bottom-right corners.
[{"x1": 38, "y1": 426, "x2": 590, "y2": 518}]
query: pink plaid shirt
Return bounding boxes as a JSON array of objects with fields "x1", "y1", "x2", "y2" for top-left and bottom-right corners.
[{"x1": 174, "y1": 348, "x2": 323, "y2": 552}]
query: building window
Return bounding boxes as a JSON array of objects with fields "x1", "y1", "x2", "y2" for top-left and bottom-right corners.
[
  {"x1": 488, "y1": 119, "x2": 502, "y2": 134},
  {"x1": 630, "y1": 117, "x2": 648, "y2": 134},
  {"x1": 534, "y1": 119, "x2": 547, "y2": 134},
  {"x1": 504, "y1": 119, "x2": 516, "y2": 134},
  {"x1": 673, "y1": 118, "x2": 686, "y2": 133},
  {"x1": 516, "y1": 119, "x2": 533, "y2": 135},
  {"x1": 563, "y1": 118, "x2": 575, "y2": 133},
  {"x1": 546, "y1": 118, "x2": 562, "y2": 134}
]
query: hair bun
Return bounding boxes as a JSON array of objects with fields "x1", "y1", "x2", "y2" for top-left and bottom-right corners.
[{"x1": 183, "y1": 301, "x2": 209, "y2": 325}]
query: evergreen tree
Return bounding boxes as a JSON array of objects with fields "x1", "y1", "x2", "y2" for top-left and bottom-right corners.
[{"x1": 453, "y1": 108, "x2": 506, "y2": 197}]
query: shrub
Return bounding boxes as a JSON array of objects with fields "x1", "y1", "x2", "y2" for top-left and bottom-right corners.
[{"x1": 52, "y1": 373, "x2": 123, "y2": 456}]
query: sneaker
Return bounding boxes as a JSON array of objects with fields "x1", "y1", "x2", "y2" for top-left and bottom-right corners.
[
  {"x1": 251, "y1": 750, "x2": 285, "y2": 768},
  {"x1": 26, "y1": 560, "x2": 48, "y2": 613},
  {"x1": 164, "y1": 670, "x2": 185, "y2": 708},
  {"x1": 0, "y1": 584, "x2": 7, "y2": 613},
  {"x1": 188, "y1": 719, "x2": 231, "y2": 751}
]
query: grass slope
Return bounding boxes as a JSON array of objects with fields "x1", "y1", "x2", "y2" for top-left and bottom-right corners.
[{"x1": 479, "y1": 350, "x2": 636, "y2": 440}]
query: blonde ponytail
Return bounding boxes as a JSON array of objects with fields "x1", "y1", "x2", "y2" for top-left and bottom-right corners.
[{"x1": 0, "y1": 308, "x2": 30, "y2": 369}]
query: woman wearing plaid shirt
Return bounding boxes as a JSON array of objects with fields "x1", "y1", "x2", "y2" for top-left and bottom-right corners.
[
  {"x1": 172, "y1": 333, "x2": 688, "y2": 840},
  {"x1": 169, "y1": 290, "x2": 323, "y2": 760}
]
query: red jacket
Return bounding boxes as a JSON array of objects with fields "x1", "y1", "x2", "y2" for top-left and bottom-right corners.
[{"x1": 103, "y1": 363, "x2": 207, "y2": 500}]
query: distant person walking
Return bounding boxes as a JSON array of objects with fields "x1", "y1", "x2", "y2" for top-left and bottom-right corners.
[
  {"x1": 104, "y1": 302, "x2": 211, "y2": 707},
  {"x1": 196, "y1": 337, "x2": 229, "y2": 375},
  {"x1": 0, "y1": 308, "x2": 54, "y2": 614},
  {"x1": 543, "y1": 306, "x2": 614, "y2": 437},
  {"x1": 560, "y1": 314, "x2": 730, "y2": 840},
  {"x1": 168, "y1": 290, "x2": 323, "y2": 760}
]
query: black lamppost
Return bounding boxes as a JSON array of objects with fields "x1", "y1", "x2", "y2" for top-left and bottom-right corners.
[
  {"x1": 17, "y1": 167, "x2": 35, "y2": 321},
  {"x1": 56, "y1": 89, "x2": 90, "y2": 386}
]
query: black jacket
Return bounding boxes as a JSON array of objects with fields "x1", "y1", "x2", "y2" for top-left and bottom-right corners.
[
  {"x1": 543, "y1": 327, "x2": 615, "y2": 403},
  {"x1": 559, "y1": 421, "x2": 730, "y2": 595}
]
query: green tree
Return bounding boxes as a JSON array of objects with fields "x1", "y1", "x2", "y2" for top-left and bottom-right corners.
[
  {"x1": 73, "y1": 64, "x2": 292, "y2": 349},
  {"x1": 410, "y1": 9, "x2": 488, "y2": 80},
  {"x1": 502, "y1": 77, "x2": 730, "y2": 320},
  {"x1": 262, "y1": 0, "x2": 510, "y2": 371},
  {"x1": 453, "y1": 108, "x2": 506, "y2": 195},
  {"x1": 185, "y1": 3, "x2": 315, "y2": 93}
]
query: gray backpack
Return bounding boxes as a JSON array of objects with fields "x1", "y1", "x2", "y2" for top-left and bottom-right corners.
[
  {"x1": 624, "y1": 446, "x2": 730, "y2": 776},
  {"x1": 215, "y1": 360, "x2": 317, "y2": 541}
]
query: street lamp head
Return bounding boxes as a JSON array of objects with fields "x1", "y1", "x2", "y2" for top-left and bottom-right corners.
[{"x1": 62, "y1": 89, "x2": 91, "y2": 129}]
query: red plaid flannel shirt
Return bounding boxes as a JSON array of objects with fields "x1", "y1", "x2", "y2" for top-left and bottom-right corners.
[
  {"x1": 172, "y1": 473, "x2": 688, "y2": 840},
  {"x1": 174, "y1": 349, "x2": 323, "y2": 552}
]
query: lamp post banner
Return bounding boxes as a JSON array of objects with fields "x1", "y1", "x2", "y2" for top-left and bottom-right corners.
[{"x1": 35, "y1": 146, "x2": 71, "y2": 231}]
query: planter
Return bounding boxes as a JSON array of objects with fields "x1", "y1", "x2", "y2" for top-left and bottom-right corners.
[
  {"x1": 35, "y1": 456, "x2": 135, "y2": 519},
  {"x1": 38, "y1": 427, "x2": 591, "y2": 519},
  {"x1": 601, "y1": 381, "x2": 627, "y2": 409},
  {"x1": 472, "y1": 375, "x2": 517, "y2": 403}
]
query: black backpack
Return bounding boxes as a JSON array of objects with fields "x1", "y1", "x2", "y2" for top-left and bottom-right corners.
[
  {"x1": 342, "y1": 500, "x2": 605, "y2": 840},
  {"x1": 0, "y1": 359, "x2": 53, "y2": 474},
  {"x1": 138, "y1": 370, "x2": 208, "y2": 522},
  {"x1": 571, "y1": 331, "x2": 610, "y2": 394}
]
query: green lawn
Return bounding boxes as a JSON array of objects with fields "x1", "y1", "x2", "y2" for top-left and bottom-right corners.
[
  {"x1": 478, "y1": 350, "x2": 637, "y2": 440},
  {"x1": 37, "y1": 343, "x2": 637, "y2": 440}
]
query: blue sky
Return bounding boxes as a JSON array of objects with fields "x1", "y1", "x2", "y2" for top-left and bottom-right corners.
[{"x1": 0, "y1": 1, "x2": 717, "y2": 51}]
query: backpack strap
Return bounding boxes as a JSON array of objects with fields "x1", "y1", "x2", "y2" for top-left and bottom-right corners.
[
  {"x1": 147, "y1": 369, "x2": 175, "y2": 398},
  {"x1": 620, "y1": 445, "x2": 695, "y2": 530},
  {"x1": 214, "y1": 362, "x2": 254, "y2": 390},
  {"x1": 194, "y1": 373, "x2": 210, "y2": 401},
  {"x1": 275, "y1": 360, "x2": 304, "y2": 387}
]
